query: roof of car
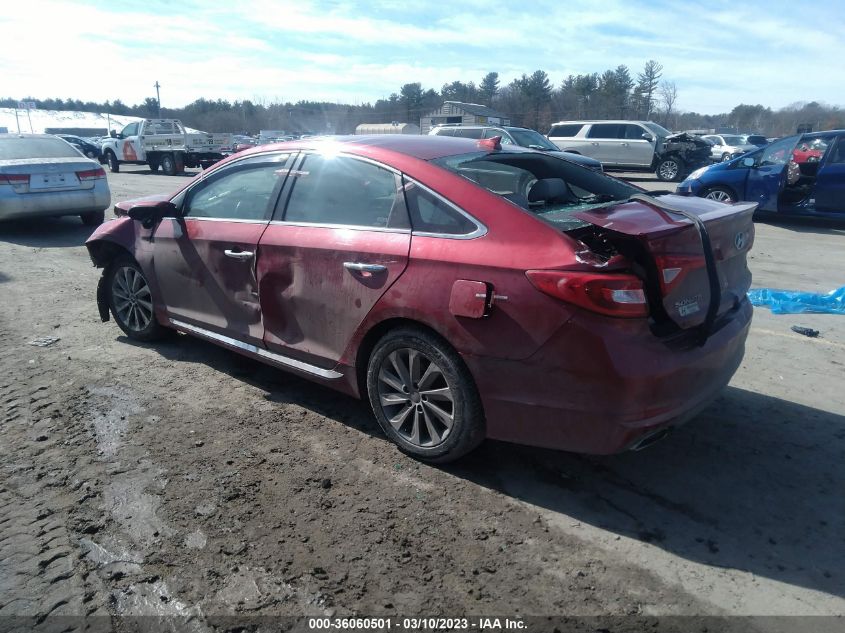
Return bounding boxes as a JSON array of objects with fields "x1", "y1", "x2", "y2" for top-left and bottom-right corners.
[{"x1": 249, "y1": 134, "x2": 535, "y2": 161}]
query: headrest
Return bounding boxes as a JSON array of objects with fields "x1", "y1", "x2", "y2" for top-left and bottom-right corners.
[{"x1": 528, "y1": 178, "x2": 570, "y2": 203}]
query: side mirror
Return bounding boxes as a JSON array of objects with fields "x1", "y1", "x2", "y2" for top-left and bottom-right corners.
[
  {"x1": 742, "y1": 157, "x2": 755, "y2": 168},
  {"x1": 109, "y1": 130, "x2": 117, "y2": 138},
  {"x1": 641, "y1": 133, "x2": 654, "y2": 142},
  {"x1": 128, "y1": 201, "x2": 178, "y2": 229}
]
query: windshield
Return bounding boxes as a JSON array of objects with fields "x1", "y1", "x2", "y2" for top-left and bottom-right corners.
[
  {"x1": 0, "y1": 137, "x2": 82, "y2": 160},
  {"x1": 432, "y1": 151, "x2": 641, "y2": 230},
  {"x1": 508, "y1": 129, "x2": 558, "y2": 150},
  {"x1": 645, "y1": 122, "x2": 671, "y2": 137},
  {"x1": 721, "y1": 135, "x2": 745, "y2": 145}
]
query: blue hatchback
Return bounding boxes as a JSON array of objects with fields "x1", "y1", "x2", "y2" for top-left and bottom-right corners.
[{"x1": 676, "y1": 131, "x2": 845, "y2": 218}]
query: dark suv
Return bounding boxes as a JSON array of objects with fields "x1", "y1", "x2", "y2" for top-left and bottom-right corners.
[{"x1": 429, "y1": 125, "x2": 603, "y2": 171}]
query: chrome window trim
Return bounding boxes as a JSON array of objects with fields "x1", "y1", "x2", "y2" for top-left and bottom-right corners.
[
  {"x1": 170, "y1": 319, "x2": 343, "y2": 380},
  {"x1": 268, "y1": 220, "x2": 410, "y2": 234},
  {"x1": 402, "y1": 177, "x2": 488, "y2": 240}
]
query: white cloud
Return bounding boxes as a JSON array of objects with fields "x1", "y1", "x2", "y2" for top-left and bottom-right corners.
[{"x1": 0, "y1": 0, "x2": 843, "y2": 114}]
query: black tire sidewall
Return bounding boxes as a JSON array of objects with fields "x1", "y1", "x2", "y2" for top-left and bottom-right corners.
[
  {"x1": 366, "y1": 328, "x2": 484, "y2": 462},
  {"x1": 107, "y1": 151, "x2": 119, "y2": 173},
  {"x1": 161, "y1": 154, "x2": 176, "y2": 176},
  {"x1": 106, "y1": 258, "x2": 165, "y2": 342}
]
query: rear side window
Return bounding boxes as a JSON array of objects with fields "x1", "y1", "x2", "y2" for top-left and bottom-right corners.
[
  {"x1": 587, "y1": 124, "x2": 622, "y2": 139},
  {"x1": 548, "y1": 124, "x2": 582, "y2": 137},
  {"x1": 283, "y1": 154, "x2": 408, "y2": 229},
  {"x1": 402, "y1": 177, "x2": 479, "y2": 236}
]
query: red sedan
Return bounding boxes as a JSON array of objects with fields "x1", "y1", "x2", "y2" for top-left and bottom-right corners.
[{"x1": 86, "y1": 135, "x2": 755, "y2": 462}]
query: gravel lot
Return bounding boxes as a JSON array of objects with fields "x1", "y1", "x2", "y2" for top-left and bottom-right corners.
[{"x1": 1, "y1": 164, "x2": 843, "y2": 631}]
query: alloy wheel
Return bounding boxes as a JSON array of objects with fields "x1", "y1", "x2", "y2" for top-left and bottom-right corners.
[
  {"x1": 658, "y1": 160, "x2": 679, "y2": 180},
  {"x1": 111, "y1": 266, "x2": 153, "y2": 332},
  {"x1": 705, "y1": 189, "x2": 733, "y2": 203},
  {"x1": 377, "y1": 348, "x2": 455, "y2": 447}
]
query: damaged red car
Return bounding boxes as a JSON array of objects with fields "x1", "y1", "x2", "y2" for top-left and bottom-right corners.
[{"x1": 86, "y1": 135, "x2": 755, "y2": 462}]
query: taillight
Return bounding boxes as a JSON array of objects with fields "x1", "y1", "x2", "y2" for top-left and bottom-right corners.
[
  {"x1": 76, "y1": 167, "x2": 106, "y2": 181},
  {"x1": 0, "y1": 174, "x2": 29, "y2": 185},
  {"x1": 653, "y1": 254, "x2": 705, "y2": 293},
  {"x1": 526, "y1": 270, "x2": 649, "y2": 318}
]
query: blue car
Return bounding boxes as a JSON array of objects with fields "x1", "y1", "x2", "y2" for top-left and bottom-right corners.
[{"x1": 676, "y1": 131, "x2": 845, "y2": 218}]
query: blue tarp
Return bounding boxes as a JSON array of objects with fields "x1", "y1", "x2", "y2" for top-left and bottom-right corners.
[{"x1": 748, "y1": 286, "x2": 845, "y2": 315}]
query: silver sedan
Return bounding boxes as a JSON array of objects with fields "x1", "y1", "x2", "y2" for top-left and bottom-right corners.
[{"x1": 0, "y1": 134, "x2": 111, "y2": 225}]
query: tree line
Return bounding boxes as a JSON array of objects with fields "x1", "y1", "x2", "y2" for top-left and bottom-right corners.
[{"x1": 3, "y1": 59, "x2": 843, "y2": 136}]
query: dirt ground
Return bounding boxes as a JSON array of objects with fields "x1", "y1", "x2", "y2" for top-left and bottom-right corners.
[{"x1": 1, "y1": 165, "x2": 843, "y2": 632}]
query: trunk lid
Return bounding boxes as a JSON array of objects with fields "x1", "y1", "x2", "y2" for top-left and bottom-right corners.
[
  {"x1": 572, "y1": 194, "x2": 755, "y2": 331},
  {"x1": 0, "y1": 157, "x2": 102, "y2": 193}
]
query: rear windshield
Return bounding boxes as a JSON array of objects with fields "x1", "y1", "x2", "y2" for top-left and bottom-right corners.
[
  {"x1": 548, "y1": 124, "x2": 582, "y2": 137},
  {"x1": 0, "y1": 137, "x2": 81, "y2": 160},
  {"x1": 432, "y1": 151, "x2": 641, "y2": 230},
  {"x1": 508, "y1": 129, "x2": 558, "y2": 150}
]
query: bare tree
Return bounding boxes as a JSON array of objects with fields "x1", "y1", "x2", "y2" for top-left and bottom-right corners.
[{"x1": 659, "y1": 80, "x2": 678, "y2": 129}]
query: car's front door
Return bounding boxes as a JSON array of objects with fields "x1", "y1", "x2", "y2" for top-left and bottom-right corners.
[
  {"x1": 814, "y1": 135, "x2": 845, "y2": 213},
  {"x1": 151, "y1": 152, "x2": 294, "y2": 346},
  {"x1": 119, "y1": 122, "x2": 141, "y2": 161},
  {"x1": 257, "y1": 152, "x2": 411, "y2": 369},
  {"x1": 744, "y1": 136, "x2": 800, "y2": 212}
]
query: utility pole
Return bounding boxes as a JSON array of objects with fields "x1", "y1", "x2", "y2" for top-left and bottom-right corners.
[{"x1": 154, "y1": 81, "x2": 161, "y2": 118}]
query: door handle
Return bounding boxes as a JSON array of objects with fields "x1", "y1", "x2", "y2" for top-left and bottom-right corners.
[
  {"x1": 591, "y1": 142, "x2": 599, "y2": 146},
  {"x1": 343, "y1": 262, "x2": 387, "y2": 273},
  {"x1": 224, "y1": 249, "x2": 254, "y2": 261},
  {"x1": 620, "y1": 142, "x2": 629, "y2": 147}
]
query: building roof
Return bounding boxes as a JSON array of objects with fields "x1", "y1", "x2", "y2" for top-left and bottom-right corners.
[{"x1": 439, "y1": 101, "x2": 509, "y2": 119}]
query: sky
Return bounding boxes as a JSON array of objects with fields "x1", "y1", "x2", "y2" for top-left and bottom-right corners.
[{"x1": 1, "y1": 0, "x2": 843, "y2": 115}]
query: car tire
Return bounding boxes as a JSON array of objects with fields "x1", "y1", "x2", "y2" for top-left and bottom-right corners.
[
  {"x1": 366, "y1": 327, "x2": 485, "y2": 463},
  {"x1": 106, "y1": 151, "x2": 119, "y2": 173},
  {"x1": 702, "y1": 186, "x2": 737, "y2": 203},
  {"x1": 106, "y1": 256, "x2": 170, "y2": 342},
  {"x1": 160, "y1": 153, "x2": 177, "y2": 176},
  {"x1": 148, "y1": 158, "x2": 160, "y2": 172},
  {"x1": 80, "y1": 210, "x2": 105, "y2": 226},
  {"x1": 656, "y1": 156, "x2": 684, "y2": 182},
  {"x1": 721, "y1": 152, "x2": 732, "y2": 162}
]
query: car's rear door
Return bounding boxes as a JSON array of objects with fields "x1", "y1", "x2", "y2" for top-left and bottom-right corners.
[
  {"x1": 585, "y1": 123, "x2": 621, "y2": 165},
  {"x1": 814, "y1": 135, "x2": 845, "y2": 212},
  {"x1": 257, "y1": 152, "x2": 411, "y2": 369},
  {"x1": 151, "y1": 152, "x2": 294, "y2": 346}
]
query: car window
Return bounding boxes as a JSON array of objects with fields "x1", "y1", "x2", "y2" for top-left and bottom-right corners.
[
  {"x1": 454, "y1": 128, "x2": 483, "y2": 139},
  {"x1": 121, "y1": 122, "x2": 139, "y2": 137},
  {"x1": 622, "y1": 124, "x2": 647, "y2": 140},
  {"x1": 548, "y1": 124, "x2": 582, "y2": 137},
  {"x1": 702, "y1": 135, "x2": 719, "y2": 144},
  {"x1": 432, "y1": 127, "x2": 454, "y2": 136},
  {"x1": 828, "y1": 138, "x2": 845, "y2": 164},
  {"x1": 185, "y1": 157, "x2": 292, "y2": 221},
  {"x1": 721, "y1": 135, "x2": 744, "y2": 145},
  {"x1": 402, "y1": 178, "x2": 479, "y2": 236},
  {"x1": 587, "y1": 124, "x2": 621, "y2": 139},
  {"x1": 0, "y1": 136, "x2": 81, "y2": 159},
  {"x1": 509, "y1": 129, "x2": 558, "y2": 150},
  {"x1": 432, "y1": 151, "x2": 640, "y2": 231},
  {"x1": 283, "y1": 154, "x2": 407, "y2": 229},
  {"x1": 758, "y1": 136, "x2": 800, "y2": 167}
]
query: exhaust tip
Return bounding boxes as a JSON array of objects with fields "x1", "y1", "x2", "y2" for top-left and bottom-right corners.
[{"x1": 629, "y1": 428, "x2": 671, "y2": 452}]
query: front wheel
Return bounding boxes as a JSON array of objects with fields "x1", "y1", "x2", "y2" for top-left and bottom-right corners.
[
  {"x1": 721, "y1": 152, "x2": 732, "y2": 162},
  {"x1": 106, "y1": 257, "x2": 170, "y2": 341},
  {"x1": 656, "y1": 156, "x2": 684, "y2": 182},
  {"x1": 366, "y1": 327, "x2": 485, "y2": 463},
  {"x1": 702, "y1": 186, "x2": 737, "y2": 203},
  {"x1": 106, "y1": 151, "x2": 119, "y2": 173}
]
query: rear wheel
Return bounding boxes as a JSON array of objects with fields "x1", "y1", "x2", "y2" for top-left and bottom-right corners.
[
  {"x1": 656, "y1": 156, "x2": 684, "y2": 182},
  {"x1": 80, "y1": 210, "x2": 105, "y2": 226},
  {"x1": 366, "y1": 327, "x2": 485, "y2": 463},
  {"x1": 702, "y1": 186, "x2": 737, "y2": 203},
  {"x1": 721, "y1": 152, "x2": 732, "y2": 162},
  {"x1": 148, "y1": 157, "x2": 160, "y2": 172},
  {"x1": 106, "y1": 257, "x2": 169, "y2": 341},
  {"x1": 106, "y1": 150, "x2": 119, "y2": 173},
  {"x1": 160, "y1": 153, "x2": 177, "y2": 176}
]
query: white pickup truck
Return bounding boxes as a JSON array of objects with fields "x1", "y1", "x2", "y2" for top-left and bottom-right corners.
[{"x1": 100, "y1": 119, "x2": 231, "y2": 175}]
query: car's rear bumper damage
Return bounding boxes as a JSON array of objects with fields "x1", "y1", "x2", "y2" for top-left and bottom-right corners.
[{"x1": 463, "y1": 299, "x2": 752, "y2": 454}]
